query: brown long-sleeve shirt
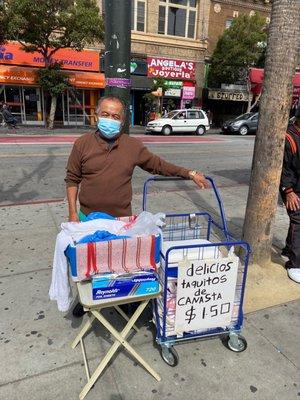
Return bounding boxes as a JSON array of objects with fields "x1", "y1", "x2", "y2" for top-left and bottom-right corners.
[{"x1": 65, "y1": 132, "x2": 190, "y2": 217}]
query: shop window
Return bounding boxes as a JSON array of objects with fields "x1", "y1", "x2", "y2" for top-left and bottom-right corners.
[
  {"x1": 0, "y1": 85, "x2": 4, "y2": 104},
  {"x1": 158, "y1": 0, "x2": 197, "y2": 39},
  {"x1": 131, "y1": 0, "x2": 146, "y2": 32}
]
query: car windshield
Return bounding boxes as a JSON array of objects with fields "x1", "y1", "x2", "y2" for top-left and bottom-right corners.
[
  {"x1": 164, "y1": 111, "x2": 178, "y2": 119},
  {"x1": 235, "y1": 113, "x2": 253, "y2": 121}
]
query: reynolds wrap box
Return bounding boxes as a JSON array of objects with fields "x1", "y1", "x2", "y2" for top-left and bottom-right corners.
[{"x1": 92, "y1": 271, "x2": 159, "y2": 300}]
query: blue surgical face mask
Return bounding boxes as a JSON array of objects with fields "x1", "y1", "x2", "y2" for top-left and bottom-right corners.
[{"x1": 97, "y1": 118, "x2": 121, "y2": 139}]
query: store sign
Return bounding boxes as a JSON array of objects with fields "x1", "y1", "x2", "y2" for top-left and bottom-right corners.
[
  {"x1": 147, "y1": 57, "x2": 195, "y2": 80},
  {"x1": 175, "y1": 256, "x2": 239, "y2": 333},
  {"x1": 154, "y1": 79, "x2": 183, "y2": 89},
  {"x1": 208, "y1": 90, "x2": 252, "y2": 102},
  {"x1": 182, "y1": 86, "x2": 195, "y2": 100},
  {"x1": 165, "y1": 80, "x2": 183, "y2": 88},
  {"x1": 0, "y1": 65, "x2": 105, "y2": 88},
  {"x1": 0, "y1": 65, "x2": 38, "y2": 84},
  {"x1": 165, "y1": 88, "x2": 181, "y2": 97},
  {"x1": 0, "y1": 42, "x2": 100, "y2": 72},
  {"x1": 70, "y1": 72, "x2": 105, "y2": 89}
]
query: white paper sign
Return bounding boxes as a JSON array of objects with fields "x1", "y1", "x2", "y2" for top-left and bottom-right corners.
[{"x1": 174, "y1": 256, "x2": 239, "y2": 333}]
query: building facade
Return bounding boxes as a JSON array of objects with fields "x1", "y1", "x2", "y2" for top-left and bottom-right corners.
[
  {"x1": 207, "y1": 0, "x2": 271, "y2": 56},
  {"x1": 1, "y1": 1, "x2": 285, "y2": 127},
  {"x1": 0, "y1": 43, "x2": 105, "y2": 126},
  {"x1": 99, "y1": 0, "x2": 210, "y2": 125},
  {"x1": 204, "y1": 0, "x2": 271, "y2": 125}
]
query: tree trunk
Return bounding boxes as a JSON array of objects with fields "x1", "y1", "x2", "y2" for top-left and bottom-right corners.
[
  {"x1": 242, "y1": 0, "x2": 300, "y2": 265},
  {"x1": 48, "y1": 95, "x2": 57, "y2": 129}
]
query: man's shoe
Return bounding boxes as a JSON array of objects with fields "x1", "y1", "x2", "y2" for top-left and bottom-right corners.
[
  {"x1": 72, "y1": 303, "x2": 85, "y2": 318},
  {"x1": 281, "y1": 249, "x2": 289, "y2": 262},
  {"x1": 287, "y1": 268, "x2": 300, "y2": 283}
]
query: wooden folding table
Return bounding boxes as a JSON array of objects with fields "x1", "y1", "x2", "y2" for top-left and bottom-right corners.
[{"x1": 71, "y1": 281, "x2": 161, "y2": 400}]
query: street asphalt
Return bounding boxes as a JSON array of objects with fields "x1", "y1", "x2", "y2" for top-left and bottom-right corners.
[{"x1": 0, "y1": 127, "x2": 299, "y2": 400}]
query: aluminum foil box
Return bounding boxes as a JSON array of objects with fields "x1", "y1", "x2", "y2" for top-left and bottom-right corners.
[{"x1": 92, "y1": 272, "x2": 159, "y2": 300}]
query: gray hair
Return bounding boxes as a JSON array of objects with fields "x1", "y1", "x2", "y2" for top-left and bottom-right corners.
[{"x1": 96, "y1": 95, "x2": 126, "y2": 115}]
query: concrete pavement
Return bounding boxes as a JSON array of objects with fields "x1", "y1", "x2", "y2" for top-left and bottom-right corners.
[{"x1": 0, "y1": 181, "x2": 299, "y2": 400}]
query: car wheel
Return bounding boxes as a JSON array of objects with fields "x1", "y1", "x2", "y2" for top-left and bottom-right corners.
[
  {"x1": 196, "y1": 125, "x2": 206, "y2": 136},
  {"x1": 162, "y1": 125, "x2": 172, "y2": 136},
  {"x1": 239, "y1": 126, "x2": 249, "y2": 136}
]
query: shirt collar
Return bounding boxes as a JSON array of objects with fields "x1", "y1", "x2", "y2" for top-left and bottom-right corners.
[{"x1": 94, "y1": 130, "x2": 122, "y2": 149}]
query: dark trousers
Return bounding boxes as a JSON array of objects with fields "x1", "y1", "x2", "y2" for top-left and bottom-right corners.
[{"x1": 283, "y1": 209, "x2": 300, "y2": 269}]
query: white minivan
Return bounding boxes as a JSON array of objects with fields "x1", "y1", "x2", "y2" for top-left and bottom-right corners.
[{"x1": 146, "y1": 109, "x2": 210, "y2": 136}]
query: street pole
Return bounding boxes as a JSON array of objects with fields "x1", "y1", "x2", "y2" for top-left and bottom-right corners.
[{"x1": 104, "y1": 0, "x2": 131, "y2": 134}]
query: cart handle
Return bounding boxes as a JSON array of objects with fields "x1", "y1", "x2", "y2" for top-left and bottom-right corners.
[{"x1": 142, "y1": 176, "x2": 230, "y2": 236}]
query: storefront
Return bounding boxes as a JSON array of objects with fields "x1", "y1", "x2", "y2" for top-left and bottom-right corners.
[
  {"x1": 147, "y1": 56, "x2": 197, "y2": 113},
  {"x1": 0, "y1": 42, "x2": 104, "y2": 126},
  {"x1": 203, "y1": 86, "x2": 253, "y2": 126}
]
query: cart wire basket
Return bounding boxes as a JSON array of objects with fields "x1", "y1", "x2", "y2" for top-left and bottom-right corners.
[{"x1": 143, "y1": 176, "x2": 251, "y2": 366}]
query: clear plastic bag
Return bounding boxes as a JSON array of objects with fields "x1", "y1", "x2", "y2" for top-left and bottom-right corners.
[{"x1": 119, "y1": 211, "x2": 165, "y2": 236}]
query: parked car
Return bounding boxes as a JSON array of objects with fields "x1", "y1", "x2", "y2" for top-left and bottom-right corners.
[
  {"x1": 145, "y1": 109, "x2": 210, "y2": 136},
  {"x1": 222, "y1": 112, "x2": 259, "y2": 135}
]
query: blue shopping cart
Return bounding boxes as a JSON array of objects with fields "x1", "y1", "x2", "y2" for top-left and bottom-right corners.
[{"x1": 143, "y1": 176, "x2": 251, "y2": 366}]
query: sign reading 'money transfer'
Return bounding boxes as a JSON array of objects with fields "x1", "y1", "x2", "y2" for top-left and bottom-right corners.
[
  {"x1": 147, "y1": 57, "x2": 195, "y2": 80},
  {"x1": 175, "y1": 256, "x2": 239, "y2": 333}
]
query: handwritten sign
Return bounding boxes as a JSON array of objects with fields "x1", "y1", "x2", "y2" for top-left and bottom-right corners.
[{"x1": 175, "y1": 256, "x2": 239, "y2": 333}]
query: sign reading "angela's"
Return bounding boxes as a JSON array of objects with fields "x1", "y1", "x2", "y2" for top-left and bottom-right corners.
[
  {"x1": 208, "y1": 90, "x2": 252, "y2": 102},
  {"x1": 147, "y1": 57, "x2": 195, "y2": 80}
]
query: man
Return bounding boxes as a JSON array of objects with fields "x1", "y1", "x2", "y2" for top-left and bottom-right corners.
[
  {"x1": 1, "y1": 103, "x2": 17, "y2": 128},
  {"x1": 280, "y1": 106, "x2": 300, "y2": 283},
  {"x1": 65, "y1": 95, "x2": 209, "y2": 316}
]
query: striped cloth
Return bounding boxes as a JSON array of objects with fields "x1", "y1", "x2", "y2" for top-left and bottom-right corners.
[{"x1": 75, "y1": 234, "x2": 157, "y2": 281}]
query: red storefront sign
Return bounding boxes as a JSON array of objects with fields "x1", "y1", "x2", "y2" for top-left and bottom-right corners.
[
  {"x1": 0, "y1": 65, "x2": 105, "y2": 88},
  {"x1": 0, "y1": 42, "x2": 100, "y2": 72},
  {"x1": 147, "y1": 57, "x2": 195, "y2": 80}
]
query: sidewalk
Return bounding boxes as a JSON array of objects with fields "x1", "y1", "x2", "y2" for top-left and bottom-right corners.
[
  {"x1": 0, "y1": 184, "x2": 299, "y2": 400},
  {"x1": 0, "y1": 125, "x2": 221, "y2": 136}
]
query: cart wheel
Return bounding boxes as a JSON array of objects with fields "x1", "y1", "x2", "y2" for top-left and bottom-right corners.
[
  {"x1": 226, "y1": 333, "x2": 247, "y2": 353},
  {"x1": 160, "y1": 346, "x2": 179, "y2": 367}
]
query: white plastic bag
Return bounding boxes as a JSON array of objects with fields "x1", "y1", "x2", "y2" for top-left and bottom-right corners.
[{"x1": 119, "y1": 211, "x2": 165, "y2": 236}]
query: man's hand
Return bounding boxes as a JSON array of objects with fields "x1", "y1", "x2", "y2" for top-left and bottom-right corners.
[
  {"x1": 285, "y1": 191, "x2": 300, "y2": 211},
  {"x1": 189, "y1": 171, "x2": 210, "y2": 189},
  {"x1": 69, "y1": 212, "x2": 79, "y2": 223}
]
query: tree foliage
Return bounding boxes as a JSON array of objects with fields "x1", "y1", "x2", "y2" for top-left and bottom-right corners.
[
  {"x1": 37, "y1": 63, "x2": 70, "y2": 97},
  {"x1": 153, "y1": 77, "x2": 168, "y2": 95},
  {"x1": 4, "y1": 0, "x2": 104, "y2": 61},
  {"x1": 0, "y1": 3, "x2": 8, "y2": 44},
  {"x1": 208, "y1": 14, "x2": 267, "y2": 87}
]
